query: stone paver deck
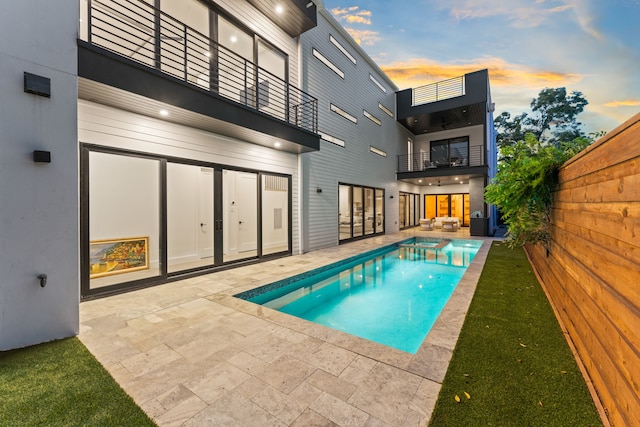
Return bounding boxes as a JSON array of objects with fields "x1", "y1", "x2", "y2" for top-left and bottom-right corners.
[{"x1": 80, "y1": 229, "x2": 493, "y2": 426}]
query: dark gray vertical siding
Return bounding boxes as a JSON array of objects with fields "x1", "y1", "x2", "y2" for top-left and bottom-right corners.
[{"x1": 299, "y1": 10, "x2": 412, "y2": 251}]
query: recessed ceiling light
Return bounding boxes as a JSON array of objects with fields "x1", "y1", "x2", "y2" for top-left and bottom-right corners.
[
  {"x1": 275, "y1": 4, "x2": 284, "y2": 14},
  {"x1": 454, "y1": 177, "x2": 458, "y2": 180},
  {"x1": 205, "y1": 51, "x2": 211, "y2": 58},
  {"x1": 428, "y1": 183, "x2": 432, "y2": 186},
  {"x1": 418, "y1": 179, "x2": 422, "y2": 183},
  {"x1": 230, "y1": 35, "x2": 237, "y2": 43},
  {"x1": 159, "y1": 109, "x2": 169, "y2": 117},
  {"x1": 460, "y1": 181, "x2": 464, "y2": 184},
  {"x1": 274, "y1": 142, "x2": 281, "y2": 148}
]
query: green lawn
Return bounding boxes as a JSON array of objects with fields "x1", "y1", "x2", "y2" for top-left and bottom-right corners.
[
  {"x1": 429, "y1": 242, "x2": 602, "y2": 426},
  {"x1": 0, "y1": 337, "x2": 155, "y2": 427}
]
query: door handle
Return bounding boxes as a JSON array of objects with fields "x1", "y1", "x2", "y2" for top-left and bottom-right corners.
[{"x1": 200, "y1": 223, "x2": 207, "y2": 227}]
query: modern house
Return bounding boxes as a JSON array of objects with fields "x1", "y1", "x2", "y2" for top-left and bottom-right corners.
[{"x1": 0, "y1": 0, "x2": 495, "y2": 350}]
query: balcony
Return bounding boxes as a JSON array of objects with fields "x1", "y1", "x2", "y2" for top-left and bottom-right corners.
[
  {"x1": 397, "y1": 146, "x2": 484, "y2": 173},
  {"x1": 78, "y1": 0, "x2": 319, "y2": 153},
  {"x1": 397, "y1": 69, "x2": 490, "y2": 135}
]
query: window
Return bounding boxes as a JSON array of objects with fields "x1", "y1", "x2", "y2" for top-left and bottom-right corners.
[
  {"x1": 330, "y1": 103, "x2": 357, "y2": 124},
  {"x1": 369, "y1": 146, "x2": 386, "y2": 157},
  {"x1": 430, "y1": 137, "x2": 469, "y2": 168},
  {"x1": 320, "y1": 131, "x2": 345, "y2": 147},
  {"x1": 369, "y1": 74, "x2": 387, "y2": 93},
  {"x1": 339, "y1": 184, "x2": 384, "y2": 242},
  {"x1": 313, "y1": 48, "x2": 345, "y2": 78},
  {"x1": 378, "y1": 102, "x2": 394, "y2": 118},
  {"x1": 363, "y1": 110, "x2": 381, "y2": 126},
  {"x1": 330, "y1": 35, "x2": 356, "y2": 64}
]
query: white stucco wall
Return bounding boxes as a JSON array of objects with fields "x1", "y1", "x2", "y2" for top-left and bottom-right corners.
[{"x1": 0, "y1": 2, "x2": 79, "y2": 350}]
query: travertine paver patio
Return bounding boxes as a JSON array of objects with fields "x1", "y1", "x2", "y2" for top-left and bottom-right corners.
[{"x1": 80, "y1": 228, "x2": 492, "y2": 426}]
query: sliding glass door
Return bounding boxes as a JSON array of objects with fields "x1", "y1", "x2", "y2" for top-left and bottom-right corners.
[
  {"x1": 339, "y1": 183, "x2": 384, "y2": 242},
  {"x1": 424, "y1": 193, "x2": 470, "y2": 226},
  {"x1": 399, "y1": 192, "x2": 419, "y2": 229},
  {"x1": 82, "y1": 146, "x2": 292, "y2": 296}
]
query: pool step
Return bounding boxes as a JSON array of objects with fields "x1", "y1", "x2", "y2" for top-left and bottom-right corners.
[{"x1": 399, "y1": 239, "x2": 451, "y2": 250}]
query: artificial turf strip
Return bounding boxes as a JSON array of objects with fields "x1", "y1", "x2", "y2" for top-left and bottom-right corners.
[
  {"x1": 429, "y1": 242, "x2": 603, "y2": 426},
  {"x1": 0, "y1": 337, "x2": 155, "y2": 427}
]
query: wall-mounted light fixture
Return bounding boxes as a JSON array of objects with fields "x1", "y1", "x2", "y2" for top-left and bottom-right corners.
[
  {"x1": 37, "y1": 274, "x2": 47, "y2": 288},
  {"x1": 316, "y1": 188, "x2": 322, "y2": 193},
  {"x1": 389, "y1": 195, "x2": 394, "y2": 199},
  {"x1": 33, "y1": 150, "x2": 51, "y2": 163},
  {"x1": 24, "y1": 72, "x2": 51, "y2": 98}
]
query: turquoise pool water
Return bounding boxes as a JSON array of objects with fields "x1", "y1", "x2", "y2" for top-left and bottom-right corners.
[{"x1": 239, "y1": 237, "x2": 482, "y2": 354}]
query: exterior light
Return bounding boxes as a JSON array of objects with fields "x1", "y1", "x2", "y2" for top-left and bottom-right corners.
[
  {"x1": 159, "y1": 109, "x2": 169, "y2": 117},
  {"x1": 275, "y1": 4, "x2": 284, "y2": 14},
  {"x1": 274, "y1": 142, "x2": 281, "y2": 148},
  {"x1": 454, "y1": 177, "x2": 458, "y2": 181},
  {"x1": 230, "y1": 35, "x2": 237, "y2": 43}
]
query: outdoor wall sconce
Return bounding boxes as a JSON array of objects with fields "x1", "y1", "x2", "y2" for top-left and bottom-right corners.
[
  {"x1": 33, "y1": 150, "x2": 51, "y2": 163},
  {"x1": 24, "y1": 72, "x2": 51, "y2": 98},
  {"x1": 389, "y1": 195, "x2": 394, "y2": 199},
  {"x1": 316, "y1": 188, "x2": 322, "y2": 193},
  {"x1": 37, "y1": 274, "x2": 47, "y2": 288}
]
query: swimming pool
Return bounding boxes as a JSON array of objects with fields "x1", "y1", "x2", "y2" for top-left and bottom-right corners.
[{"x1": 236, "y1": 237, "x2": 482, "y2": 353}]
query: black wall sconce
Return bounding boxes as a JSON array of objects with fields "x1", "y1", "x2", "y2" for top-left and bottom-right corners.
[
  {"x1": 316, "y1": 188, "x2": 322, "y2": 193},
  {"x1": 37, "y1": 274, "x2": 47, "y2": 288},
  {"x1": 33, "y1": 150, "x2": 51, "y2": 163},
  {"x1": 389, "y1": 195, "x2": 394, "y2": 199},
  {"x1": 24, "y1": 72, "x2": 51, "y2": 98}
]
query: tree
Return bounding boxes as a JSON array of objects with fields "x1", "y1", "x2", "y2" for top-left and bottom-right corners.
[
  {"x1": 485, "y1": 134, "x2": 591, "y2": 249},
  {"x1": 495, "y1": 87, "x2": 588, "y2": 152}
]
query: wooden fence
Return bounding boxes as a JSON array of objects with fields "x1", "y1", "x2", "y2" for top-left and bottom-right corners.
[{"x1": 525, "y1": 113, "x2": 640, "y2": 427}]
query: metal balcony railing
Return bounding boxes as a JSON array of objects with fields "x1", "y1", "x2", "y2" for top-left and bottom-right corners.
[
  {"x1": 411, "y1": 75, "x2": 465, "y2": 106},
  {"x1": 83, "y1": 0, "x2": 318, "y2": 133},
  {"x1": 397, "y1": 145, "x2": 484, "y2": 173}
]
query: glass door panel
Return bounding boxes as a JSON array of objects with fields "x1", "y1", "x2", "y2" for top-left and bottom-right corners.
[
  {"x1": 262, "y1": 175, "x2": 289, "y2": 256},
  {"x1": 223, "y1": 170, "x2": 258, "y2": 263},
  {"x1": 364, "y1": 188, "x2": 374, "y2": 235},
  {"x1": 450, "y1": 194, "x2": 464, "y2": 222},
  {"x1": 353, "y1": 187, "x2": 363, "y2": 237},
  {"x1": 437, "y1": 195, "x2": 450, "y2": 217},
  {"x1": 167, "y1": 163, "x2": 214, "y2": 273},
  {"x1": 339, "y1": 185, "x2": 352, "y2": 241},
  {"x1": 408, "y1": 195, "x2": 415, "y2": 226},
  {"x1": 160, "y1": 0, "x2": 210, "y2": 88},
  {"x1": 88, "y1": 152, "x2": 161, "y2": 289},
  {"x1": 463, "y1": 194, "x2": 471, "y2": 226},
  {"x1": 257, "y1": 40, "x2": 286, "y2": 120},
  {"x1": 425, "y1": 195, "x2": 437, "y2": 219},
  {"x1": 218, "y1": 16, "x2": 255, "y2": 104},
  {"x1": 399, "y1": 194, "x2": 407, "y2": 228},
  {"x1": 375, "y1": 189, "x2": 384, "y2": 233}
]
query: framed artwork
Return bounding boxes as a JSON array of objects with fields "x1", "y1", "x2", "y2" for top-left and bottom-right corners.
[{"x1": 90, "y1": 237, "x2": 149, "y2": 278}]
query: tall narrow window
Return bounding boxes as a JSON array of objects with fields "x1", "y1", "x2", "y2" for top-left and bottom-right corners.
[{"x1": 262, "y1": 174, "x2": 289, "y2": 256}]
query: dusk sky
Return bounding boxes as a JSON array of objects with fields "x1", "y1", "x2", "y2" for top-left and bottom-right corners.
[{"x1": 322, "y1": 0, "x2": 640, "y2": 134}]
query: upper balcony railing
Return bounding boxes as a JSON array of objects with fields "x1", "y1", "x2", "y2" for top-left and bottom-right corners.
[
  {"x1": 411, "y1": 75, "x2": 465, "y2": 106},
  {"x1": 82, "y1": 0, "x2": 318, "y2": 133},
  {"x1": 397, "y1": 145, "x2": 483, "y2": 173}
]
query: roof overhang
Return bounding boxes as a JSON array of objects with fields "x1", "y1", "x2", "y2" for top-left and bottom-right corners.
[{"x1": 246, "y1": 0, "x2": 317, "y2": 37}]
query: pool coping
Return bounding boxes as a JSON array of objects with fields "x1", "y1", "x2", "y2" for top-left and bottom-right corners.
[{"x1": 212, "y1": 236, "x2": 492, "y2": 385}]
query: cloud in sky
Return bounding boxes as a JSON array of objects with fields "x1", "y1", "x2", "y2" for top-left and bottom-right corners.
[
  {"x1": 447, "y1": 1, "x2": 572, "y2": 28},
  {"x1": 343, "y1": 28, "x2": 381, "y2": 46},
  {"x1": 331, "y1": 6, "x2": 372, "y2": 25},
  {"x1": 603, "y1": 100, "x2": 640, "y2": 108},
  {"x1": 380, "y1": 57, "x2": 582, "y2": 90}
]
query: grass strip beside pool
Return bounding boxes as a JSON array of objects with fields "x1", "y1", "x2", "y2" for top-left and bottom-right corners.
[
  {"x1": 0, "y1": 337, "x2": 155, "y2": 427},
  {"x1": 429, "y1": 242, "x2": 603, "y2": 426}
]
